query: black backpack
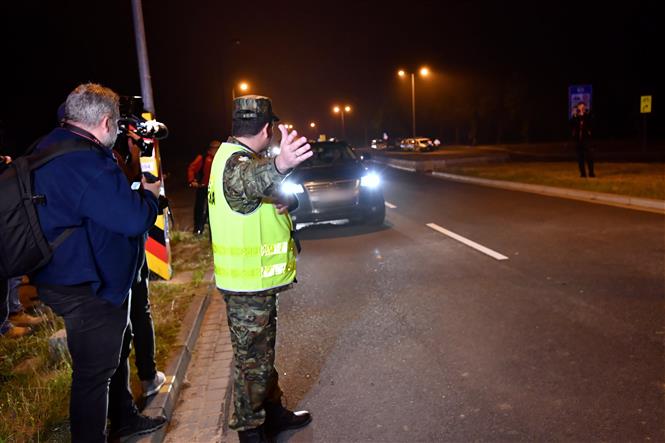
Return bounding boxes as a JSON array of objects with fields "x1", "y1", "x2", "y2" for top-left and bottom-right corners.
[{"x1": 0, "y1": 139, "x2": 93, "y2": 279}]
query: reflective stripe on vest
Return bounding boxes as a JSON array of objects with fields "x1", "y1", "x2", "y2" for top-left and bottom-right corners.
[
  {"x1": 208, "y1": 142, "x2": 296, "y2": 292},
  {"x1": 212, "y1": 242, "x2": 290, "y2": 257}
]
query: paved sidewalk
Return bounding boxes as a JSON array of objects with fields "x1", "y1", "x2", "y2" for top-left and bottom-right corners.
[{"x1": 164, "y1": 294, "x2": 235, "y2": 443}]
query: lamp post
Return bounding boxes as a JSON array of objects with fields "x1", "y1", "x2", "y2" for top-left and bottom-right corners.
[
  {"x1": 333, "y1": 105, "x2": 351, "y2": 139},
  {"x1": 232, "y1": 81, "x2": 249, "y2": 100},
  {"x1": 398, "y1": 67, "x2": 429, "y2": 138}
]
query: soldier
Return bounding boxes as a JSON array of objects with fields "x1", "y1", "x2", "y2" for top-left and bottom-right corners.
[{"x1": 208, "y1": 95, "x2": 313, "y2": 443}]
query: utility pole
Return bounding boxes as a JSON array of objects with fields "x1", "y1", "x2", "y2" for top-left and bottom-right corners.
[
  {"x1": 130, "y1": 0, "x2": 173, "y2": 281},
  {"x1": 131, "y1": 0, "x2": 155, "y2": 114},
  {"x1": 411, "y1": 72, "x2": 416, "y2": 138}
]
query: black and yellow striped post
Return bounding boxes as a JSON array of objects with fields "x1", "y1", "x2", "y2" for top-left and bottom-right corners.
[{"x1": 140, "y1": 112, "x2": 173, "y2": 280}]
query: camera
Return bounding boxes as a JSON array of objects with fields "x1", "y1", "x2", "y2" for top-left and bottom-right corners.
[{"x1": 117, "y1": 96, "x2": 168, "y2": 158}]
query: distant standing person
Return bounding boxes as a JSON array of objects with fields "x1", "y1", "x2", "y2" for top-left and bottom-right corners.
[
  {"x1": 188, "y1": 140, "x2": 221, "y2": 235},
  {"x1": 570, "y1": 101, "x2": 595, "y2": 178}
]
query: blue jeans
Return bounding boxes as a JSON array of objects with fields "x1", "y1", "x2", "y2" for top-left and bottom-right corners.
[{"x1": 1, "y1": 277, "x2": 23, "y2": 334}]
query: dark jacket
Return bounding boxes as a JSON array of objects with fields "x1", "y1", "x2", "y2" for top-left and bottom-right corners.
[
  {"x1": 570, "y1": 111, "x2": 592, "y2": 142},
  {"x1": 32, "y1": 126, "x2": 159, "y2": 306}
]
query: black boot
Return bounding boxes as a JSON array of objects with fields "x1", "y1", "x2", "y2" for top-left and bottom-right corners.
[
  {"x1": 238, "y1": 425, "x2": 269, "y2": 443},
  {"x1": 264, "y1": 402, "x2": 312, "y2": 436}
]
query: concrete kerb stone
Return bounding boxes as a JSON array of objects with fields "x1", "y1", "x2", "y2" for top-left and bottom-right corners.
[
  {"x1": 370, "y1": 153, "x2": 508, "y2": 174},
  {"x1": 430, "y1": 171, "x2": 665, "y2": 215},
  {"x1": 136, "y1": 268, "x2": 215, "y2": 443},
  {"x1": 370, "y1": 154, "x2": 664, "y2": 214}
]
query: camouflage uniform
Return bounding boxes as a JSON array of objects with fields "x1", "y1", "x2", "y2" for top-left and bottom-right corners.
[
  {"x1": 224, "y1": 294, "x2": 283, "y2": 430},
  {"x1": 216, "y1": 96, "x2": 291, "y2": 431}
]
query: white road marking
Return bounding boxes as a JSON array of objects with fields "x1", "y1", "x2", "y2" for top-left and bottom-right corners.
[
  {"x1": 387, "y1": 164, "x2": 416, "y2": 172},
  {"x1": 426, "y1": 223, "x2": 509, "y2": 261},
  {"x1": 385, "y1": 201, "x2": 397, "y2": 209}
]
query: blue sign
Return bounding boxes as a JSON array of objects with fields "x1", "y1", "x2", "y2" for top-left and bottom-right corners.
[{"x1": 569, "y1": 85, "x2": 593, "y2": 117}]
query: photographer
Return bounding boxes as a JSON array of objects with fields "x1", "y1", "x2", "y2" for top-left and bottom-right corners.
[
  {"x1": 113, "y1": 129, "x2": 166, "y2": 398},
  {"x1": 31, "y1": 83, "x2": 166, "y2": 442}
]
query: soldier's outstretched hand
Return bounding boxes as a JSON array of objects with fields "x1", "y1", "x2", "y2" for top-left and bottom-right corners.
[{"x1": 275, "y1": 124, "x2": 312, "y2": 173}]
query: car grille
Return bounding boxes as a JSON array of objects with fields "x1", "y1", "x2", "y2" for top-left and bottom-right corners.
[{"x1": 305, "y1": 179, "x2": 360, "y2": 210}]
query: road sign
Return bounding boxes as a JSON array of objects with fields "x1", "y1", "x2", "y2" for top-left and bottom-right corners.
[
  {"x1": 641, "y1": 96, "x2": 652, "y2": 113},
  {"x1": 568, "y1": 85, "x2": 593, "y2": 117}
]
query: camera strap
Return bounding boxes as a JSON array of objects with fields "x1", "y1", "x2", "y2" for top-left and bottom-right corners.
[{"x1": 62, "y1": 123, "x2": 106, "y2": 148}]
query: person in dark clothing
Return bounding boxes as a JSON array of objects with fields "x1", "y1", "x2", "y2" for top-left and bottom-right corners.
[
  {"x1": 129, "y1": 254, "x2": 166, "y2": 395},
  {"x1": 32, "y1": 83, "x2": 166, "y2": 442},
  {"x1": 113, "y1": 132, "x2": 166, "y2": 397},
  {"x1": 188, "y1": 140, "x2": 221, "y2": 235},
  {"x1": 1, "y1": 157, "x2": 38, "y2": 339},
  {"x1": 570, "y1": 101, "x2": 595, "y2": 178}
]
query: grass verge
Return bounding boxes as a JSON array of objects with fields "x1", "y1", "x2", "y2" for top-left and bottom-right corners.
[
  {"x1": 0, "y1": 312, "x2": 70, "y2": 443},
  {"x1": 441, "y1": 162, "x2": 665, "y2": 200},
  {"x1": 0, "y1": 231, "x2": 213, "y2": 442}
]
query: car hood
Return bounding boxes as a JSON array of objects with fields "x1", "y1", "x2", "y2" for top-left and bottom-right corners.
[{"x1": 288, "y1": 162, "x2": 366, "y2": 184}]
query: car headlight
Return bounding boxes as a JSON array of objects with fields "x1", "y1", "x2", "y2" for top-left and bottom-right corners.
[
  {"x1": 361, "y1": 173, "x2": 381, "y2": 188},
  {"x1": 281, "y1": 181, "x2": 304, "y2": 194}
]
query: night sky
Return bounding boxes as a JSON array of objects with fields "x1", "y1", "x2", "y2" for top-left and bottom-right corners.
[{"x1": 1, "y1": 1, "x2": 662, "y2": 166}]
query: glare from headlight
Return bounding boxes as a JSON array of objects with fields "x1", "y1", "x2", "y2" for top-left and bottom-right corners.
[
  {"x1": 281, "y1": 181, "x2": 304, "y2": 194},
  {"x1": 361, "y1": 173, "x2": 381, "y2": 188}
]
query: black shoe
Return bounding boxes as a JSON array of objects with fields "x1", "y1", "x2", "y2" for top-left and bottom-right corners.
[
  {"x1": 109, "y1": 414, "x2": 167, "y2": 441},
  {"x1": 265, "y1": 403, "x2": 312, "y2": 436},
  {"x1": 238, "y1": 425, "x2": 269, "y2": 443},
  {"x1": 589, "y1": 173, "x2": 596, "y2": 178}
]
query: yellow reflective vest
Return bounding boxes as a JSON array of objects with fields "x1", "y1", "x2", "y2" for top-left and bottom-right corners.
[{"x1": 208, "y1": 142, "x2": 296, "y2": 293}]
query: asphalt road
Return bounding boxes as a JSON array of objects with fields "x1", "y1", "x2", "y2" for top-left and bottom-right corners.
[{"x1": 272, "y1": 167, "x2": 665, "y2": 442}]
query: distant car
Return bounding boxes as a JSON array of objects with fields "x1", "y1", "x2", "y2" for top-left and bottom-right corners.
[
  {"x1": 282, "y1": 141, "x2": 385, "y2": 226},
  {"x1": 370, "y1": 139, "x2": 388, "y2": 150},
  {"x1": 385, "y1": 139, "x2": 402, "y2": 151},
  {"x1": 400, "y1": 137, "x2": 435, "y2": 152}
]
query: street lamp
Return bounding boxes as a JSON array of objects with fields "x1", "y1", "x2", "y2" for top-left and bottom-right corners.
[
  {"x1": 309, "y1": 122, "x2": 316, "y2": 128},
  {"x1": 398, "y1": 66, "x2": 429, "y2": 138},
  {"x1": 232, "y1": 81, "x2": 250, "y2": 99},
  {"x1": 333, "y1": 104, "x2": 351, "y2": 139}
]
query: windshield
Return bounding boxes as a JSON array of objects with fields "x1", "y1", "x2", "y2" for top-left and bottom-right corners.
[{"x1": 302, "y1": 143, "x2": 357, "y2": 167}]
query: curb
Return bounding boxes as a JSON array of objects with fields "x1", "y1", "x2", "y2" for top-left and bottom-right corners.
[
  {"x1": 136, "y1": 269, "x2": 215, "y2": 443},
  {"x1": 430, "y1": 172, "x2": 665, "y2": 215}
]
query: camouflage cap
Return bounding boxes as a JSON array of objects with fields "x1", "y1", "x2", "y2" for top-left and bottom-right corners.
[{"x1": 233, "y1": 95, "x2": 279, "y2": 122}]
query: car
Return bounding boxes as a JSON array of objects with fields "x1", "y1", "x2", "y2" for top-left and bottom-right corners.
[
  {"x1": 370, "y1": 139, "x2": 388, "y2": 150},
  {"x1": 399, "y1": 137, "x2": 435, "y2": 152},
  {"x1": 282, "y1": 141, "x2": 385, "y2": 226}
]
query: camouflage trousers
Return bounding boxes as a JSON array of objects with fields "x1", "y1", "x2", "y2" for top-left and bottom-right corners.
[{"x1": 224, "y1": 293, "x2": 283, "y2": 431}]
